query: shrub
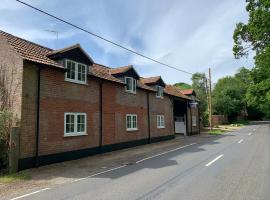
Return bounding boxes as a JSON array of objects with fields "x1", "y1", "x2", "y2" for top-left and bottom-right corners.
[{"x1": 0, "y1": 110, "x2": 12, "y2": 171}]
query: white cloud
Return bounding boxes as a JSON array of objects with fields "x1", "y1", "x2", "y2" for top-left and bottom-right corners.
[{"x1": 0, "y1": 0, "x2": 253, "y2": 85}]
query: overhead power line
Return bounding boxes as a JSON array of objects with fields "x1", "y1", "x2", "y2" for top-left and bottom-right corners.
[{"x1": 15, "y1": 0, "x2": 194, "y2": 75}]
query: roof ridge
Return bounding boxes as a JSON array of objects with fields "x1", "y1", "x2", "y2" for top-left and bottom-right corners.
[
  {"x1": 47, "y1": 43, "x2": 80, "y2": 55},
  {"x1": 0, "y1": 30, "x2": 53, "y2": 51}
]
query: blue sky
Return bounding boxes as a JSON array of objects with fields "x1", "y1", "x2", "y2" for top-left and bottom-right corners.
[{"x1": 1, "y1": 0, "x2": 253, "y2": 84}]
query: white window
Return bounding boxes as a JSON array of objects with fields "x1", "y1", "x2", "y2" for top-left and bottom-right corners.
[
  {"x1": 65, "y1": 59, "x2": 87, "y2": 84},
  {"x1": 156, "y1": 86, "x2": 164, "y2": 98},
  {"x1": 64, "y1": 113, "x2": 87, "y2": 136},
  {"x1": 126, "y1": 114, "x2": 138, "y2": 131},
  {"x1": 157, "y1": 115, "x2": 165, "y2": 128},
  {"x1": 125, "y1": 77, "x2": 136, "y2": 93}
]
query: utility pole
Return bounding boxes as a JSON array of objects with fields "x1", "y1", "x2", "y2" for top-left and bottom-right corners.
[{"x1": 208, "y1": 68, "x2": 213, "y2": 130}]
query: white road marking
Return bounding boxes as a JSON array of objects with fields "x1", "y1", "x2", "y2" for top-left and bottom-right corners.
[
  {"x1": 205, "y1": 154, "x2": 224, "y2": 167},
  {"x1": 9, "y1": 188, "x2": 50, "y2": 200},
  {"x1": 70, "y1": 143, "x2": 197, "y2": 183},
  {"x1": 71, "y1": 165, "x2": 127, "y2": 183},
  {"x1": 136, "y1": 143, "x2": 197, "y2": 164},
  {"x1": 238, "y1": 139, "x2": 244, "y2": 144},
  {"x1": 248, "y1": 132, "x2": 252, "y2": 136}
]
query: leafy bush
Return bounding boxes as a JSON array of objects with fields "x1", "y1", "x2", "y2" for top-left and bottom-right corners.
[{"x1": 0, "y1": 110, "x2": 12, "y2": 171}]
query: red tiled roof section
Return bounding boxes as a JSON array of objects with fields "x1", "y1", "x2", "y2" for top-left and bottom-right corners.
[
  {"x1": 140, "y1": 76, "x2": 161, "y2": 85},
  {"x1": 91, "y1": 63, "x2": 124, "y2": 84},
  {"x1": 165, "y1": 85, "x2": 191, "y2": 100},
  {"x1": 109, "y1": 65, "x2": 132, "y2": 75},
  {"x1": 181, "y1": 89, "x2": 194, "y2": 95},
  {"x1": 0, "y1": 31, "x2": 62, "y2": 68}
]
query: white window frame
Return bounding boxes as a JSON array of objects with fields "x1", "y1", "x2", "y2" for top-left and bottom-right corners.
[
  {"x1": 64, "y1": 112, "x2": 87, "y2": 137},
  {"x1": 125, "y1": 77, "x2": 136, "y2": 94},
  {"x1": 157, "y1": 115, "x2": 165, "y2": 128},
  {"x1": 156, "y1": 86, "x2": 164, "y2": 98},
  {"x1": 126, "y1": 114, "x2": 138, "y2": 131},
  {"x1": 65, "y1": 59, "x2": 87, "y2": 84}
]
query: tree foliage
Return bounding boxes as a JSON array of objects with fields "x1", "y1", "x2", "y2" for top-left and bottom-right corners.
[
  {"x1": 246, "y1": 46, "x2": 270, "y2": 117},
  {"x1": 233, "y1": 0, "x2": 270, "y2": 58},
  {"x1": 191, "y1": 73, "x2": 208, "y2": 125},
  {"x1": 233, "y1": 0, "x2": 270, "y2": 118},
  {"x1": 212, "y1": 75, "x2": 247, "y2": 120},
  {"x1": 174, "y1": 82, "x2": 192, "y2": 90}
]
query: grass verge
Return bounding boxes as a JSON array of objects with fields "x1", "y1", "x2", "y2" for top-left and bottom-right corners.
[
  {"x1": 0, "y1": 171, "x2": 31, "y2": 184},
  {"x1": 208, "y1": 129, "x2": 225, "y2": 135}
]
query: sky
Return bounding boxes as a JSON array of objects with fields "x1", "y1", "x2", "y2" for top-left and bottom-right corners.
[{"x1": 0, "y1": 0, "x2": 254, "y2": 84}]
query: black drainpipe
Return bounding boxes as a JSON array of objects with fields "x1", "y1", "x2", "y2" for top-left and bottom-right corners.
[
  {"x1": 172, "y1": 98, "x2": 175, "y2": 136},
  {"x1": 99, "y1": 81, "x2": 103, "y2": 152},
  {"x1": 198, "y1": 103, "x2": 201, "y2": 134},
  {"x1": 147, "y1": 92, "x2": 151, "y2": 144},
  {"x1": 190, "y1": 102, "x2": 192, "y2": 135},
  {"x1": 186, "y1": 101, "x2": 189, "y2": 136},
  {"x1": 35, "y1": 67, "x2": 41, "y2": 167}
]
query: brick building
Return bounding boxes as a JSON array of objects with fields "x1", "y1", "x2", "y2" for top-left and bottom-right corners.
[{"x1": 0, "y1": 31, "x2": 199, "y2": 171}]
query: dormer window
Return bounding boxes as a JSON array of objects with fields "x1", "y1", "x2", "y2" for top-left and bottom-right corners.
[
  {"x1": 156, "y1": 86, "x2": 164, "y2": 98},
  {"x1": 125, "y1": 77, "x2": 136, "y2": 93},
  {"x1": 65, "y1": 59, "x2": 87, "y2": 84}
]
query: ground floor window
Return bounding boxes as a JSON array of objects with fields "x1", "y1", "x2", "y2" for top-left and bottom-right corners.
[
  {"x1": 64, "y1": 113, "x2": 87, "y2": 136},
  {"x1": 157, "y1": 115, "x2": 165, "y2": 128},
  {"x1": 126, "y1": 114, "x2": 138, "y2": 131}
]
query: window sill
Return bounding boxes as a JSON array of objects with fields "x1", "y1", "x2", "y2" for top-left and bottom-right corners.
[
  {"x1": 157, "y1": 127, "x2": 165, "y2": 129},
  {"x1": 125, "y1": 90, "x2": 137, "y2": 94},
  {"x1": 64, "y1": 133, "x2": 88, "y2": 137},
  {"x1": 65, "y1": 79, "x2": 88, "y2": 85},
  {"x1": 126, "y1": 128, "x2": 138, "y2": 132},
  {"x1": 156, "y1": 96, "x2": 164, "y2": 99}
]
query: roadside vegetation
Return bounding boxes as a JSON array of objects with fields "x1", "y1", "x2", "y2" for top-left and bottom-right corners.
[
  {"x1": 0, "y1": 63, "x2": 21, "y2": 174},
  {"x1": 0, "y1": 171, "x2": 31, "y2": 184}
]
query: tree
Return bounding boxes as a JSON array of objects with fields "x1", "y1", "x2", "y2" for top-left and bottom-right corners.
[
  {"x1": 246, "y1": 46, "x2": 270, "y2": 117},
  {"x1": 233, "y1": 0, "x2": 270, "y2": 118},
  {"x1": 233, "y1": 0, "x2": 270, "y2": 58},
  {"x1": 0, "y1": 63, "x2": 20, "y2": 171},
  {"x1": 191, "y1": 73, "x2": 208, "y2": 125},
  {"x1": 213, "y1": 76, "x2": 246, "y2": 121},
  {"x1": 174, "y1": 82, "x2": 192, "y2": 90}
]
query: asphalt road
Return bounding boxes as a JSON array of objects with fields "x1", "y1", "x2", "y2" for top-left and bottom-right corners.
[{"x1": 11, "y1": 123, "x2": 270, "y2": 200}]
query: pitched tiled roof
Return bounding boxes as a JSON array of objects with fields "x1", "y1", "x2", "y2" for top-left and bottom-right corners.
[
  {"x1": 165, "y1": 85, "x2": 191, "y2": 100},
  {"x1": 0, "y1": 31, "x2": 62, "y2": 68},
  {"x1": 140, "y1": 76, "x2": 161, "y2": 85},
  {"x1": 47, "y1": 43, "x2": 94, "y2": 64},
  {"x1": 109, "y1": 65, "x2": 133, "y2": 75},
  {"x1": 0, "y1": 30, "x2": 190, "y2": 98},
  {"x1": 181, "y1": 89, "x2": 194, "y2": 95},
  {"x1": 91, "y1": 63, "x2": 124, "y2": 84},
  {"x1": 91, "y1": 64, "x2": 155, "y2": 91}
]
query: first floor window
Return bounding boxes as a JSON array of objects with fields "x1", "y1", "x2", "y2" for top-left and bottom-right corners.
[
  {"x1": 126, "y1": 114, "x2": 138, "y2": 131},
  {"x1": 65, "y1": 113, "x2": 87, "y2": 136},
  {"x1": 156, "y1": 86, "x2": 164, "y2": 98},
  {"x1": 65, "y1": 59, "x2": 87, "y2": 84},
  {"x1": 157, "y1": 115, "x2": 165, "y2": 128},
  {"x1": 125, "y1": 77, "x2": 136, "y2": 93}
]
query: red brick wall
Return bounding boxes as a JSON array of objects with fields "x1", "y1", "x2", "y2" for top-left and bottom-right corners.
[
  {"x1": 149, "y1": 93, "x2": 174, "y2": 138},
  {"x1": 187, "y1": 106, "x2": 200, "y2": 134},
  {"x1": 102, "y1": 81, "x2": 149, "y2": 144},
  {"x1": 38, "y1": 67, "x2": 101, "y2": 156},
  {"x1": 0, "y1": 34, "x2": 23, "y2": 120},
  {"x1": 20, "y1": 63, "x2": 38, "y2": 158},
  {"x1": 19, "y1": 65, "x2": 175, "y2": 159}
]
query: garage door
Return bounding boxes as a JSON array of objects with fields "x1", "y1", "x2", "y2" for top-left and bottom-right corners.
[{"x1": 175, "y1": 116, "x2": 186, "y2": 135}]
